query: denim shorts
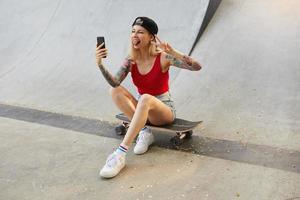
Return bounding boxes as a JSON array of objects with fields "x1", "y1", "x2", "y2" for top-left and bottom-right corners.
[{"x1": 137, "y1": 92, "x2": 176, "y2": 121}]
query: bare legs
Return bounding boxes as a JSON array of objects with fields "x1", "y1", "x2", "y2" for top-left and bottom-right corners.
[
  {"x1": 100, "y1": 86, "x2": 174, "y2": 178},
  {"x1": 110, "y1": 86, "x2": 173, "y2": 147},
  {"x1": 110, "y1": 86, "x2": 137, "y2": 120}
]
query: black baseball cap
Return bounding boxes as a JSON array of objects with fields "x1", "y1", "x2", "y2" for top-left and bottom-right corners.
[{"x1": 132, "y1": 16, "x2": 158, "y2": 35}]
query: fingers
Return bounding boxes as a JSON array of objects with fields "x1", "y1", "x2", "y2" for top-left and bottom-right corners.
[
  {"x1": 96, "y1": 42, "x2": 105, "y2": 50},
  {"x1": 153, "y1": 35, "x2": 164, "y2": 50},
  {"x1": 95, "y1": 47, "x2": 108, "y2": 59},
  {"x1": 166, "y1": 42, "x2": 171, "y2": 50},
  {"x1": 155, "y1": 35, "x2": 162, "y2": 44},
  {"x1": 154, "y1": 35, "x2": 170, "y2": 50},
  {"x1": 96, "y1": 49, "x2": 108, "y2": 57},
  {"x1": 154, "y1": 35, "x2": 173, "y2": 54},
  {"x1": 96, "y1": 50, "x2": 108, "y2": 58}
]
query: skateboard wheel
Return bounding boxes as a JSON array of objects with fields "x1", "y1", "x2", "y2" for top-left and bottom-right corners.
[
  {"x1": 179, "y1": 131, "x2": 192, "y2": 139},
  {"x1": 170, "y1": 136, "x2": 183, "y2": 146},
  {"x1": 115, "y1": 122, "x2": 128, "y2": 135},
  {"x1": 184, "y1": 130, "x2": 193, "y2": 139}
]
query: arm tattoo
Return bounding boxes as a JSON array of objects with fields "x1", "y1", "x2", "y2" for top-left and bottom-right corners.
[
  {"x1": 98, "y1": 59, "x2": 131, "y2": 87},
  {"x1": 166, "y1": 54, "x2": 202, "y2": 71}
]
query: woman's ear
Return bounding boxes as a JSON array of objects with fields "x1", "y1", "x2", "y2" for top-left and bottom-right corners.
[{"x1": 150, "y1": 35, "x2": 155, "y2": 41}]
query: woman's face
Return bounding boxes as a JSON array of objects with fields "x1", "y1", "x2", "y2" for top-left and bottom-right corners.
[{"x1": 131, "y1": 25, "x2": 154, "y2": 49}]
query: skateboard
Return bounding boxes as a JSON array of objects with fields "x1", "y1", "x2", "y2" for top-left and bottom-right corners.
[{"x1": 115, "y1": 113, "x2": 202, "y2": 146}]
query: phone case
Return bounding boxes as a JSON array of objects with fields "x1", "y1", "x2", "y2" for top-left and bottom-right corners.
[
  {"x1": 97, "y1": 37, "x2": 105, "y2": 49},
  {"x1": 97, "y1": 36, "x2": 106, "y2": 58}
]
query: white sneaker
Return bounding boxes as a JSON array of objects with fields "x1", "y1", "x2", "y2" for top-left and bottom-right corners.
[
  {"x1": 134, "y1": 127, "x2": 154, "y2": 155},
  {"x1": 99, "y1": 152, "x2": 125, "y2": 178}
]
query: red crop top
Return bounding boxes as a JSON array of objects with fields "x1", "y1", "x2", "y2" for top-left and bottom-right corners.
[{"x1": 131, "y1": 54, "x2": 169, "y2": 96}]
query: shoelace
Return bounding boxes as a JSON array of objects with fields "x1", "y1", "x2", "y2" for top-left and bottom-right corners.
[
  {"x1": 106, "y1": 154, "x2": 119, "y2": 168},
  {"x1": 137, "y1": 131, "x2": 151, "y2": 144}
]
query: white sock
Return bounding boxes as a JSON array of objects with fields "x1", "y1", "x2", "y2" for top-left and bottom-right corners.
[{"x1": 115, "y1": 144, "x2": 128, "y2": 156}]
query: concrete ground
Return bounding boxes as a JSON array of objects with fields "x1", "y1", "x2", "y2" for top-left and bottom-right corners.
[
  {"x1": 0, "y1": 0, "x2": 299, "y2": 199},
  {"x1": 1, "y1": 117, "x2": 299, "y2": 200}
]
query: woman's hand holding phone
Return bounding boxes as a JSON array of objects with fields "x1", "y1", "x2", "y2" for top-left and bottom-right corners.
[{"x1": 95, "y1": 36, "x2": 107, "y2": 65}]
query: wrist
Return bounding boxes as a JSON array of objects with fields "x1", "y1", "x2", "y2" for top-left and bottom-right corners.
[{"x1": 98, "y1": 62, "x2": 103, "y2": 67}]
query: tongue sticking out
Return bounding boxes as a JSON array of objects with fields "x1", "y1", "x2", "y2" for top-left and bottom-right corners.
[{"x1": 133, "y1": 40, "x2": 140, "y2": 45}]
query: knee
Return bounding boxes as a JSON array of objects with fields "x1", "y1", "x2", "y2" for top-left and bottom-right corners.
[{"x1": 137, "y1": 94, "x2": 153, "y2": 109}]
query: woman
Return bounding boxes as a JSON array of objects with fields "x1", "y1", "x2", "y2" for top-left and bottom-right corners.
[{"x1": 95, "y1": 16, "x2": 201, "y2": 178}]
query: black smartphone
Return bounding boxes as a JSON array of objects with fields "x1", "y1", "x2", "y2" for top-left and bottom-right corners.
[{"x1": 97, "y1": 36, "x2": 106, "y2": 58}]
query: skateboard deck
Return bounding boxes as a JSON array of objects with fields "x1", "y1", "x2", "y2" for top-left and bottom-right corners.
[{"x1": 115, "y1": 113, "x2": 203, "y2": 145}]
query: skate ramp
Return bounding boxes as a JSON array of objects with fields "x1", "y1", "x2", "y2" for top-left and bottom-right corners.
[
  {"x1": 0, "y1": 0, "x2": 210, "y2": 120},
  {"x1": 1, "y1": 1, "x2": 300, "y2": 198},
  {"x1": 0, "y1": 0, "x2": 299, "y2": 150},
  {"x1": 172, "y1": 0, "x2": 300, "y2": 148}
]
